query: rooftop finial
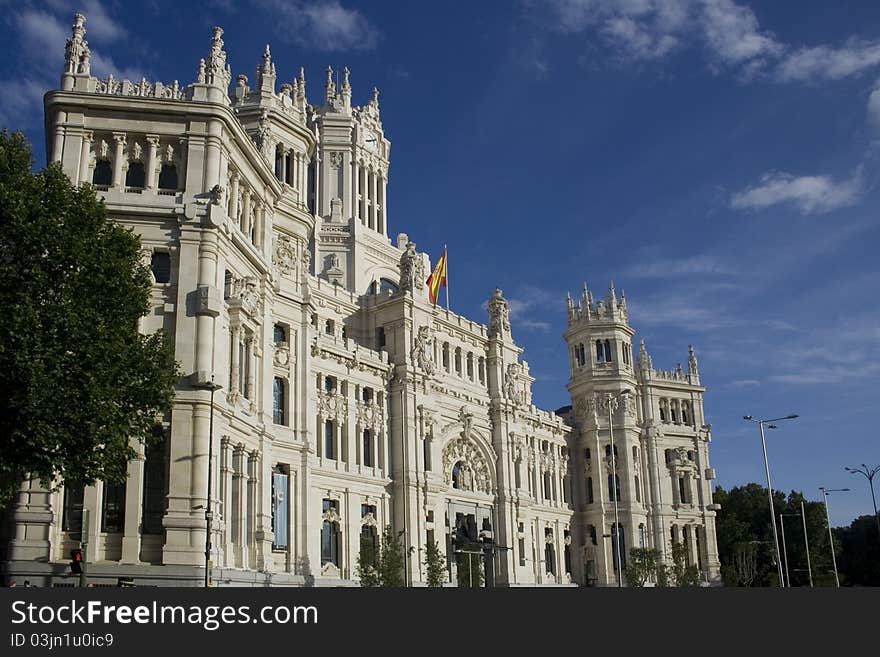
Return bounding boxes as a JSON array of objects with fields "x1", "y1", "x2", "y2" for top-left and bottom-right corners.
[
  {"x1": 688, "y1": 345, "x2": 699, "y2": 376},
  {"x1": 637, "y1": 338, "x2": 652, "y2": 371},
  {"x1": 201, "y1": 26, "x2": 231, "y2": 90},
  {"x1": 372, "y1": 86, "x2": 380, "y2": 106},
  {"x1": 63, "y1": 13, "x2": 90, "y2": 79},
  {"x1": 342, "y1": 66, "x2": 351, "y2": 90}
]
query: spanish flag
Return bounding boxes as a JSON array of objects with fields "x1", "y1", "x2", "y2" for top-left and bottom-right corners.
[{"x1": 426, "y1": 247, "x2": 447, "y2": 307}]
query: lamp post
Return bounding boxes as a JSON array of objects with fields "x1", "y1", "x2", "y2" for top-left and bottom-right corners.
[
  {"x1": 800, "y1": 500, "x2": 813, "y2": 588},
  {"x1": 604, "y1": 389, "x2": 631, "y2": 587},
  {"x1": 743, "y1": 413, "x2": 798, "y2": 588},
  {"x1": 196, "y1": 375, "x2": 223, "y2": 588},
  {"x1": 779, "y1": 512, "x2": 802, "y2": 587},
  {"x1": 818, "y1": 487, "x2": 848, "y2": 588},
  {"x1": 844, "y1": 464, "x2": 880, "y2": 542}
]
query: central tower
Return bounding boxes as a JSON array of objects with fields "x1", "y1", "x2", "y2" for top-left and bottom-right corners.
[{"x1": 311, "y1": 67, "x2": 396, "y2": 294}]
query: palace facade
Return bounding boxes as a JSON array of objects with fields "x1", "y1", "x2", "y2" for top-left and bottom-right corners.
[{"x1": 3, "y1": 15, "x2": 722, "y2": 586}]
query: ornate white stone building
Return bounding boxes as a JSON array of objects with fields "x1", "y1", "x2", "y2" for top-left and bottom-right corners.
[{"x1": 3, "y1": 15, "x2": 721, "y2": 587}]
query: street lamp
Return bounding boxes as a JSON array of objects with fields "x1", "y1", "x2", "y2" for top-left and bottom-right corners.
[
  {"x1": 604, "y1": 389, "x2": 631, "y2": 587},
  {"x1": 779, "y1": 512, "x2": 803, "y2": 587},
  {"x1": 743, "y1": 413, "x2": 798, "y2": 588},
  {"x1": 195, "y1": 375, "x2": 223, "y2": 588},
  {"x1": 844, "y1": 464, "x2": 880, "y2": 542},
  {"x1": 818, "y1": 487, "x2": 849, "y2": 587}
]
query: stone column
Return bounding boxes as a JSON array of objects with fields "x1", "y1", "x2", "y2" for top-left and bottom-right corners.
[
  {"x1": 220, "y1": 436, "x2": 233, "y2": 567},
  {"x1": 246, "y1": 336, "x2": 256, "y2": 402},
  {"x1": 280, "y1": 147, "x2": 288, "y2": 184},
  {"x1": 229, "y1": 325, "x2": 240, "y2": 398},
  {"x1": 241, "y1": 188, "x2": 251, "y2": 234},
  {"x1": 247, "y1": 450, "x2": 260, "y2": 568},
  {"x1": 111, "y1": 133, "x2": 126, "y2": 189},
  {"x1": 120, "y1": 440, "x2": 146, "y2": 563},
  {"x1": 6, "y1": 476, "x2": 53, "y2": 563},
  {"x1": 52, "y1": 116, "x2": 65, "y2": 163},
  {"x1": 228, "y1": 171, "x2": 240, "y2": 220},
  {"x1": 145, "y1": 134, "x2": 160, "y2": 191},
  {"x1": 204, "y1": 119, "x2": 222, "y2": 193},
  {"x1": 379, "y1": 174, "x2": 387, "y2": 234},
  {"x1": 370, "y1": 170, "x2": 378, "y2": 230},
  {"x1": 78, "y1": 130, "x2": 93, "y2": 185}
]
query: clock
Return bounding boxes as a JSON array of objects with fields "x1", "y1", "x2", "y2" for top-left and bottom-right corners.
[{"x1": 363, "y1": 129, "x2": 378, "y2": 153}]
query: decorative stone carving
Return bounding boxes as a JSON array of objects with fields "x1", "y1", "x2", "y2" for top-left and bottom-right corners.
[
  {"x1": 273, "y1": 342, "x2": 290, "y2": 367},
  {"x1": 411, "y1": 325, "x2": 435, "y2": 375},
  {"x1": 273, "y1": 236, "x2": 297, "y2": 275},
  {"x1": 356, "y1": 400, "x2": 383, "y2": 428},
  {"x1": 504, "y1": 362, "x2": 519, "y2": 404},
  {"x1": 228, "y1": 275, "x2": 261, "y2": 315},
  {"x1": 209, "y1": 184, "x2": 224, "y2": 205},
  {"x1": 487, "y1": 288, "x2": 511, "y2": 337},
  {"x1": 458, "y1": 406, "x2": 474, "y2": 439},
  {"x1": 329, "y1": 151, "x2": 343, "y2": 169},
  {"x1": 131, "y1": 141, "x2": 143, "y2": 161},
  {"x1": 318, "y1": 390, "x2": 347, "y2": 421},
  {"x1": 688, "y1": 344, "x2": 699, "y2": 375},
  {"x1": 398, "y1": 241, "x2": 417, "y2": 293},
  {"x1": 442, "y1": 436, "x2": 491, "y2": 495}
]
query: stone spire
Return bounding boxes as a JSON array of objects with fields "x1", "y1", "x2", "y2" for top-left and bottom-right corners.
[
  {"x1": 202, "y1": 26, "x2": 232, "y2": 90},
  {"x1": 295, "y1": 67, "x2": 307, "y2": 110},
  {"x1": 488, "y1": 288, "x2": 512, "y2": 339},
  {"x1": 688, "y1": 345, "x2": 699, "y2": 376},
  {"x1": 256, "y1": 43, "x2": 276, "y2": 93},
  {"x1": 637, "y1": 338, "x2": 652, "y2": 373},
  {"x1": 62, "y1": 13, "x2": 90, "y2": 89},
  {"x1": 324, "y1": 66, "x2": 336, "y2": 104},
  {"x1": 608, "y1": 280, "x2": 617, "y2": 306}
]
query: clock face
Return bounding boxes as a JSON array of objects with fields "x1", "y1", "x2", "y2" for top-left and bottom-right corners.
[{"x1": 364, "y1": 130, "x2": 378, "y2": 152}]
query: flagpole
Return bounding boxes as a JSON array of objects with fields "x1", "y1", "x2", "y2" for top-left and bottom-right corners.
[{"x1": 444, "y1": 244, "x2": 449, "y2": 312}]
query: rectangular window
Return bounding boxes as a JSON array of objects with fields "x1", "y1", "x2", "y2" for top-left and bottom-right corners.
[
  {"x1": 363, "y1": 429, "x2": 373, "y2": 467},
  {"x1": 62, "y1": 482, "x2": 85, "y2": 532},
  {"x1": 273, "y1": 377, "x2": 286, "y2": 425},
  {"x1": 101, "y1": 482, "x2": 126, "y2": 532},
  {"x1": 324, "y1": 420, "x2": 335, "y2": 459},
  {"x1": 272, "y1": 469, "x2": 289, "y2": 549},
  {"x1": 377, "y1": 327, "x2": 386, "y2": 349},
  {"x1": 142, "y1": 434, "x2": 168, "y2": 535}
]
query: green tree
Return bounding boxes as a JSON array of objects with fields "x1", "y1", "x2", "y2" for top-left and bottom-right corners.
[
  {"x1": 355, "y1": 532, "x2": 380, "y2": 587},
  {"x1": 424, "y1": 538, "x2": 448, "y2": 587},
  {"x1": 835, "y1": 515, "x2": 880, "y2": 586},
  {"x1": 625, "y1": 547, "x2": 660, "y2": 587},
  {"x1": 714, "y1": 484, "x2": 837, "y2": 587},
  {"x1": 670, "y1": 541, "x2": 701, "y2": 587},
  {"x1": 0, "y1": 130, "x2": 179, "y2": 509}
]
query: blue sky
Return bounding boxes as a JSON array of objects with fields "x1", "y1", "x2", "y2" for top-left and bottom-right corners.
[{"x1": 2, "y1": 1, "x2": 879, "y2": 526}]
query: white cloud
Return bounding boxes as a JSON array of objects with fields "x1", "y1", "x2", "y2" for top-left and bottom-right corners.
[
  {"x1": 507, "y1": 285, "x2": 563, "y2": 332},
  {"x1": 0, "y1": 78, "x2": 47, "y2": 131},
  {"x1": 625, "y1": 254, "x2": 737, "y2": 278},
  {"x1": 79, "y1": 0, "x2": 127, "y2": 42},
  {"x1": 700, "y1": 0, "x2": 782, "y2": 66},
  {"x1": 730, "y1": 169, "x2": 865, "y2": 214},
  {"x1": 726, "y1": 379, "x2": 761, "y2": 387},
  {"x1": 257, "y1": 0, "x2": 379, "y2": 51},
  {"x1": 868, "y1": 81, "x2": 880, "y2": 130},
  {"x1": 776, "y1": 41, "x2": 880, "y2": 82}
]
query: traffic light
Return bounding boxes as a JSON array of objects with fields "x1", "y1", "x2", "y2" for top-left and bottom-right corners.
[{"x1": 69, "y1": 549, "x2": 82, "y2": 574}]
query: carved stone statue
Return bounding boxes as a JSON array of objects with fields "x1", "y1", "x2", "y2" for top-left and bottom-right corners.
[
  {"x1": 504, "y1": 362, "x2": 519, "y2": 403},
  {"x1": 458, "y1": 406, "x2": 473, "y2": 439},
  {"x1": 398, "y1": 241, "x2": 417, "y2": 293},
  {"x1": 688, "y1": 344, "x2": 699, "y2": 375},
  {"x1": 410, "y1": 325, "x2": 435, "y2": 376},
  {"x1": 487, "y1": 288, "x2": 511, "y2": 337}
]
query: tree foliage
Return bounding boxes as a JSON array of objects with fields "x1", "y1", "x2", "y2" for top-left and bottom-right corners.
[
  {"x1": 669, "y1": 541, "x2": 701, "y2": 587},
  {"x1": 356, "y1": 525, "x2": 411, "y2": 587},
  {"x1": 424, "y1": 538, "x2": 448, "y2": 587},
  {"x1": 714, "y1": 484, "x2": 838, "y2": 587},
  {"x1": 0, "y1": 130, "x2": 179, "y2": 508},
  {"x1": 625, "y1": 547, "x2": 660, "y2": 587},
  {"x1": 834, "y1": 515, "x2": 880, "y2": 586}
]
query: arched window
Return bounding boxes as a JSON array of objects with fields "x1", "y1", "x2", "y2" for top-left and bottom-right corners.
[
  {"x1": 611, "y1": 523, "x2": 626, "y2": 572},
  {"x1": 273, "y1": 324, "x2": 287, "y2": 344},
  {"x1": 367, "y1": 278, "x2": 399, "y2": 295},
  {"x1": 125, "y1": 161, "x2": 145, "y2": 188},
  {"x1": 325, "y1": 319, "x2": 335, "y2": 336},
  {"x1": 466, "y1": 352, "x2": 474, "y2": 380},
  {"x1": 359, "y1": 523, "x2": 378, "y2": 568},
  {"x1": 604, "y1": 339, "x2": 613, "y2": 363},
  {"x1": 324, "y1": 420, "x2": 335, "y2": 459},
  {"x1": 608, "y1": 474, "x2": 620, "y2": 502},
  {"x1": 273, "y1": 377, "x2": 286, "y2": 425},
  {"x1": 321, "y1": 519, "x2": 340, "y2": 566},
  {"x1": 362, "y1": 429, "x2": 373, "y2": 467},
  {"x1": 442, "y1": 343, "x2": 450, "y2": 371},
  {"x1": 545, "y1": 529, "x2": 556, "y2": 575},
  {"x1": 452, "y1": 462, "x2": 462, "y2": 489},
  {"x1": 271, "y1": 465, "x2": 289, "y2": 549},
  {"x1": 634, "y1": 475, "x2": 641, "y2": 503},
  {"x1": 681, "y1": 404, "x2": 690, "y2": 425},
  {"x1": 150, "y1": 252, "x2": 171, "y2": 284},
  {"x1": 454, "y1": 347, "x2": 462, "y2": 376},
  {"x1": 158, "y1": 164, "x2": 178, "y2": 190},
  {"x1": 659, "y1": 402, "x2": 667, "y2": 423},
  {"x1": 596, "y1": 340, "x2": 604, "y2": 363},
  {"x1": 543, "y1": 472, "x2": 552, "y2": 500},
  {"x1": 92, "y1": 159, "x2": 112, "y2": 186}
]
